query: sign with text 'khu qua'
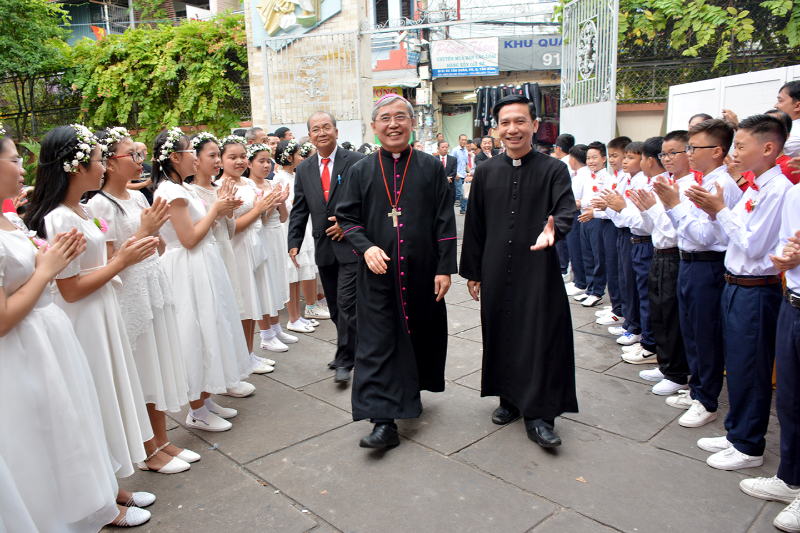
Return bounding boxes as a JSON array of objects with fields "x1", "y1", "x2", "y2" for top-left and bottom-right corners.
[
  {"x1": 499, "y1": 35, "x2": 564, "y2": 71},
  {"x1": 430, "y1": 38, "x2": 499, "y2": 78}
]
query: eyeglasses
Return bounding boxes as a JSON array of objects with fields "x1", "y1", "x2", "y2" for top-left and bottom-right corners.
[
  {"x1": 90, "y1": 158, "x2": 108, "y2": 169},
  {"x1": 686, "y1": 145, "x2": 719, "y2": 154},
  {"x1": 108, "y1": 151, "x2": 144, "y2": 163},
  {"x1": 0, "y1": 158, "x2": 23, "y2": 169},
  {"x1": 658, "y1": 150, "x2": 686, "y2": 160},
  {"x1": 376, "y1": 114, "x2": 410, "y2": 125},
  {"x1": 310, "y1": 125, "x2": 336, "y2": 134}
]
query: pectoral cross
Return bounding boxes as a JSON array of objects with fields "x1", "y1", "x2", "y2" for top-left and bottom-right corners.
[{"x1": 388, "y1": 207, "x2": 401, "y2": 227}]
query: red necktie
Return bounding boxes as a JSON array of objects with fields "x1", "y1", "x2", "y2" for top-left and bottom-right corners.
[
  {"x1": 321, "y1": 158, "x2": 331, "y2": 201},
  {"x1": 442, "y1": 156, "x2": 446, "y2": 167}
]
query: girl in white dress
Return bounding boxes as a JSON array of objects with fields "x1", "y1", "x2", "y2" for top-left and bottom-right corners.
[
  {"x1": 247, "y1": 143, "x2": 298, "y2": 352},
  {"x1": 187, "y1": 132, "x2": 245, "y2": 317},
  {"x1": 88, "y1": 128, "x2": 200, "y2": 474},
  {"x1": 217, "y1": 136, "x2": 276, "y2": 373},
  {"x1": 20, "y1": 124, "x2": 157, "y2": 527},
  {"x1": 273, "y1": 139, "x2": 319, "y2": 334},
  {"x1": 151, "y1": 128, "x2": 253, "y2": 432}
]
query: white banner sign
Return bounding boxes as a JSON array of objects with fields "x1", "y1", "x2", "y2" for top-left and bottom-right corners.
[{"x1": 431, "y1": 38, "x2": 499, "y2": 78}]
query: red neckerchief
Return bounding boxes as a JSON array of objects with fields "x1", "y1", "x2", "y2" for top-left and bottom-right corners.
[
  {"x1": 749, "y1": 181, "x2": 760, "y2": 192},
  {"x1": 692, "y1": 169, "x2": 704, "y2": 185}
]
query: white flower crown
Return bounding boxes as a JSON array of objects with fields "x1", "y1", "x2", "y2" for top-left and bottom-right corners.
[
  {"x1": 247, "y1": 143, "x2": 271, "y2": 159},
  {"x1": 220, "y1": 134, "x2": 246, "y2": 146},
  {"x1": 0, "y1": 122, "x2": 6, "y2": 139},
  {"x1": 100, "y1": 127, "x2": 130, "y2": 156},
  {"x1": 277, "y1": 139, "x2": 300, "y2": 165},
  {"x1": 360, "y1": 143, "x2": 380, "y2": 156},
  {"x1": 157, "y1": 127, "x2": 185, "y2": 162},
  {"x1": 63, "y1": 124, "x2": 99, "y2": 173},
  {"x1": 300, "y1": 142, "x2": 314, "y2": 158},
  {"x1": 192, "y1": 131, "x2": 219, "y2": 148}
]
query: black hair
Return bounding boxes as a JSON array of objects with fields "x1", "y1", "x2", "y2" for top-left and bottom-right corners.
[
  {"x1": 586, "y1": 141, "x2": 606, "y2": 158},
  {"x1": 233, "y1": 128, "x2": 247, "y2": 137},
  {"x1": 357, "y1": 143, "x2": 373, "y2": 154},
  {"x1": 437, "y1": 140, "x2": 449, "y2": 147},
  {"x1": 275, "y1": 139, "x2": 299, "y2": 166},
  {"x1": 151, "y1": 129, "x2": 192, "y2": 190},
  {"x1": 608, "y1": 136, "x2": 632, "y2": 151},
  {"x1": 642, "y1": 136, "x2": 665, "y2": 163},
  {"x1": 555, "y1": 133, "x2": 575, "y2": 152},
  {"x1": 83, "y1": 128, "x2": 133, "y2": 213},
  {"x1": 481, "y1": 135, "x2": 494, "y2": 144},
  {"x1": 688, "y1": 119, "x2": 735, "y2": 156},
  {"x1": 274, "y1": 127, "x2": 291, "y2": 140},
  {"x1": 663, "y1": 130, "x2": 689, "y2": 144},
  {"x1": 186, "y1": 135, "x2": 221, "y2": 185},
  {"x1": 217, "y1": 137, "x2": 247, "y2": 179},
  {"x1": 306, "y1": 111, "x2": 337, "y2": 131},
  {"x1": 738, "y1": 114, "x2": 788, "y2": 151},
  {"x1": 689, "y1": 113, "x2": 714, "y2": 124},
  {"x1": 341, "y1": 141, "x2": 354, "y2": 151},
  {"x1": 780, "y1": 81, "x2": 800, "y2": 102},
  {"x1": 25, "y1": 126, "x2": 96, "y2": 238},
  {"x1": 492, "y1": 94, "x2": 537, "y2": 124},
  {"x1": 624, "y1": 141, "x2": 644, "y2": 155},
  {"x1": 569, "y1": 144, "x2": 588, "y2": 165},
  {"x1": 765, "y1": 109, "x2": 793, "y2": 135},
  {"x1": 471, "y1": 138, "x2": 481, "y2": 146}
]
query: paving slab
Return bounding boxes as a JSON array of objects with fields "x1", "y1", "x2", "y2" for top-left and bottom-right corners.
[
  {"x1": 749, "y1": 501, "x2": 787, "y2": 533},
  {"x1": 446, "y1": 304, "x2": 483, "y2": 335},
  {"x1": 446, "y1": 290, "x2": 477, "y2": 305},
  {"x1": 531, "y1": 510, "x2": 617, "y2": 532},
  {"x1": 172, "y1": 379, "x2": 352, "y2": 464},
  {"x1": 303, "y1": 376, "x2": 353, "y2": 414},
  {"x1": 304, "y1": 319, "x2": 339, "y2": 343},
  {"x1": 444, "y1": 336, "x2": 484, "y2": 381},
  {"x1": 396, "y1": 384, "x2": 503, "y2": 455},
  {"x1": 258, "y1": 334, "x2": 338, "y2": 389},
  {"x1": 454, "y1": 418, "x2": 764, "y2": 533},
  {"x1": 573, "y1": 331, "x2": 625, "y2": 373},
  {"x1": 455, "y1": 369, "x2": 483, "y2": 392},
  {"x1": 603, "y1": 359, "x2": 660, "y2": 384},
  {"x1": 452, "y1": 298, "x2": 481, "y2": 311},
  {"x1": 568, "y1": 301, "x2": 603, "y2": 329},
  {"x1": 248, "y1": 423, "x2": 555, "y2": 533},
  {"x1": 109, "y1": 427, "x2": 317, "y2": 533}
]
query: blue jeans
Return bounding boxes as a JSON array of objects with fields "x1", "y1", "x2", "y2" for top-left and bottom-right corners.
[
  {"x1": 454, "y1": 176, "x2": 464, "y2": 206},
  {"x1": 777, "y1": 295, "x2": 800, "y2": 484}
]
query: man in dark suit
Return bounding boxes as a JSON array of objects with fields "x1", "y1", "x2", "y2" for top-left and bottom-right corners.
[
  {"x1": 474, "y1": 135, "x2": 500, "y2": 166},
  {"x1": 436, "y1": 140, "x2": 458, "y2": 203},
  {"x1": 288, "y1": 111, "x2": 366, "y2": 383}
]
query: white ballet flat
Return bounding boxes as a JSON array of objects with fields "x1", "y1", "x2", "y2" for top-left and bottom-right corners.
[
  {"x1": 136, "y1": 456, "x2": 190, "y2": 475},
  {"x1": 176, "y1": 449, "x2": 201, "y2": 463},
  {"x1": 287, "y1": 322, "x2": 315, "y2": 333},
  {"x1": 113, "y1": 506, "x2": 151, "y2": 527},
  {"x1": 122, "y1": 491, "x2": 157, "y2": 508},
  {"x1": 207, "y1": 400, "x2": 238, "y2": 419},
  {"x1": 219, "y1": 381, "x2": 256, "y2": 397}
]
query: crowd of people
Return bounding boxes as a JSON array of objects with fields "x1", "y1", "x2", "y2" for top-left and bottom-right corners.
[{"x1": 1, "y1": 82, "x2": 800, "y2": 533}]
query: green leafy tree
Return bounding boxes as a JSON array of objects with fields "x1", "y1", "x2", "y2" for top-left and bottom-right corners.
[
  {"x1": 67, "y1": 13, "x2": 249, "y2": 144},
  {"x1": 0, "y1": 0, "x2": 71, "y2": 139},
  {"x1": 132, "y1": 0, "x2": 168, "y2": 23}
]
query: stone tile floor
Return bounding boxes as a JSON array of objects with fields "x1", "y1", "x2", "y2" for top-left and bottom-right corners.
[{"x1": 114, "y1": 213, "x2": 784, "y2": 533}]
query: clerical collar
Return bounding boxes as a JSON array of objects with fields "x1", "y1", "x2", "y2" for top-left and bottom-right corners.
[
  {"x1": 501, "y1": 149, "x2": 536, "y2": 167},
  {"x1": 380, "y1": 146, "x2": 411, "y2": 160}
]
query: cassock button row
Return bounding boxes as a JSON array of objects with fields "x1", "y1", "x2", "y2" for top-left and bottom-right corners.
[
  {"x1": 400, "y1": 224, "x2": 403, "y2": 227},
  {"x1": 401, "y1": 256, "x2": 404, "y2": 260},
  {"x1": 400, "y1": 240, "x2": 404, "y2": 243},
  {"x1": 401, "y1": 272, "x2": 405, "y2": 275}
]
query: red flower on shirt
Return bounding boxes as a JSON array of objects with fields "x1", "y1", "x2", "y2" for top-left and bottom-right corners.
[
  {"x1": 625, "y1": 190, "x2": 631, "y2": 198},
  {"x1": 592, "y1": 185, "x2": 598, "y2": 193},
  {"x1": 745, "y1": 198, "x2": 756, "y2": 213},
  {"x1": 612, "y1": 183, "x2": 617, "y2": 190}
]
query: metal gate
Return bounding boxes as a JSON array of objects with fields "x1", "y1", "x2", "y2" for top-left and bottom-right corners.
[
  {"x1": 261, "y1": 30, "x2": 362, "y2": 129},
  {"x1": 559, "y1": 0, "x2": 619, "y2": 143}
]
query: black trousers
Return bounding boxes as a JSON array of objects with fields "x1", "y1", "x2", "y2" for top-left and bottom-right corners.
[
  {"x1": 648, "y1": 252, "x2": 689, "y2": 384},
  {"x1": 317, "y1": 261, "x2": 358, "y2": 370}
]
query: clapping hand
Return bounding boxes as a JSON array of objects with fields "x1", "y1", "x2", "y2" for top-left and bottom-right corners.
[
  {"x1": 599, "y1": 189, "x2": 626, "y2": 213},
  {"x1": 770, "y1": 230, "x2": 800, "y2": 272},
  {"x1": 686, "y1": 183, "x2": 725, "y2": 218},
  {"x1": 36, "y1": 229, "x2": 85, "y2": 278},
  {"x1": 628, "y1": 189, "x2": 656, "y2": 212},
  {"x1": 140, "y1": 196, "x2": 170, "y2": 235},
  {"x1": 652, "y1": 175, "x2": 681, "y2": 209}
]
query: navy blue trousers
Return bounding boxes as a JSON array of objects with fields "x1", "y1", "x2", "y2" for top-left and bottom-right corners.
[
  {"x1": 649, "y1": 252, "x2": 688, "y2": 384},
  {"x1": 581, "y1": 218, "x2": 605, "y2": 297},
  {"x1": 777, "y1": 296, "x2": 800, "y2": 485},
  {"x1": 632, "y1": 241, "x2": 655, "y2": 350},
  {"x1": 617, "y1": 228, "x2": 640, "y2": 333},
  {"x1": 602, "y1": 220, "x2": 623, "y2": 316},
  {"x1": 678, "y1": 259, "x2": 726, "y2": 412},
  {"x1": 566, "y1": 212, "x2": 586, "y2": 289},
  {"x1": 556, "y1": 239, "x2": 570, "y2": 275},
  {"x1": 722, "y1": 282, "x2": 782, "y2": 456}
]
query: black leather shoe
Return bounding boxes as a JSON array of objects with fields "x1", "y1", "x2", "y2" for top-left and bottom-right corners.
[
  {"x1": 334, "y1": 367, "x2": 351, "y2": 383},
  {"x1": 492, "y1": 404, "x2": 520, "y2": 425},
  {"x1": 327, "y1": 360, "x2": 336, "y2": 370},
  {"x1": 359, "y1": 424, "x2": 400, "y2": 449},
  {"x1": 527, "y1": 426, "x2": 562, "y2": 448}
]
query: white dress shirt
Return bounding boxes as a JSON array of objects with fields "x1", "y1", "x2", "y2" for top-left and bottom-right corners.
[
  {"x1": 666, "y1": 164, "x2": 744, "y2": 252},
  {"x1": 776, "y1": 182, "x2": 800, "y2": 292},
  {"x1": 714, "y1": 165, "x2": 792, "y2": 275},
  {"x1": 784, "y1": 118, "x2": 800, "y2": 158},
  {"x1": 560, "y1": 154, "x2": 571, "y2": 167},
  {"x1": 317, "y1": 149, "x2": 336, "y2": 180},
  {"x1": 609, "y1": 171, "x2": 662, "y2": 236},
  {"x1": 578, "y1": 168, "x2": 610, "y2": 218},
  {"x1": 572, "y1": 166, "x2": 591, "y2": 209},
  {"x1": 640, "y1": 173, "x2": 695, "y2": 250}
]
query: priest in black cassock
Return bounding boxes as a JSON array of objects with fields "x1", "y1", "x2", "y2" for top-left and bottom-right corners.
[
  {"x1": 460, "y1": 94, "x2": 579, "y2": 448},
  {"x1": 335, "y1": 94, "x2": 458, "y2": 449}
]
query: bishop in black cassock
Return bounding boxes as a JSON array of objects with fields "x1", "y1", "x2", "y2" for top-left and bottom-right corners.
[
  {"x1": 335, "y1": 94, "x2": 458, "y2": 449},
  {"x1": 460, "y1": 95, "x2": 579, "y2": 448}
]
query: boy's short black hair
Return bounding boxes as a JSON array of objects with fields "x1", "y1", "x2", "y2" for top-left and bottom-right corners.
[
  {"x1": 779, "y1": 81, "x2": 800, "y2": 103},
  {"x1": 663, "y1": 130, "x2": 689, "y2": 144},
  {"x1": 642, "y1": 136, "x2": 665, "y2": 161},
  {"x1": 608, "y1": 136, "x2": 632, "y2": 151},
  {"x1": 738, "y1": 114, "x2": 788, "y2": 152},
  {"x1": 624, "y1": 141, "x2": 644, "y2": 155},
  {"x1": 586, "y1": 141, "x2": 606, "y2": 158},
  {"x1": 569, "y1": 144, "x2": 588, "y2": 165},
  {"x1": 555, "y1": 133, "x2": 575, "y2": 152},
  {"x1": 688, "y1": 119, "x2": 735, "y2": 157},
  {"x1": 765, "y1": 109, "x2": 793, "y2": 135}
]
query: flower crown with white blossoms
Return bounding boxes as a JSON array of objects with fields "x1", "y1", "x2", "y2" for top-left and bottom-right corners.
[
  {"x1": 64, "y1": 124, "x2": 100, "y2": 173},
  {"x1": 0, "y1": 121, "x2": 6, "y2": 139},
  {"x1": 192, "y1": 131, "x2": 219, "y2": 148},
  {"x1": 157, "y1": 127, "x2": 185, "y2": 162},
  {"x1": 219, "y1": 134, "x2": 246, "y2": 147},
  {"x1": 278, "y1": 139, "x2": 299, "y2": 165},
  {"x1": 360, "y1": 143, "x2": 380, "y2": 156},
  {"x1": 99, "y1": 127, "x2": 130, "y2": 156},
  {"x1": 300, "y1": 142, "x2": 314, "y2": 158},
  {"x1": 247, "y1": 143, "x2": 271, "y2": 160}
]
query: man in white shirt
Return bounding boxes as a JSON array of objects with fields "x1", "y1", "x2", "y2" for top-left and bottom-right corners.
[
  {"x1": 775, "y1": 81, "x2": 800, "y2": 158},
  {"x1": 686, "y1": 114, "x2": 792, "y2": 471}
]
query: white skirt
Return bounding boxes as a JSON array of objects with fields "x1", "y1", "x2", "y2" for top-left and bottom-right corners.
[
  {"x1": 283, "y1": 219, "x2": 317, "y2": 283},
  {"x1": 54, "y1": 281, "x2": 153, "y2": 478},
  {"x1": 231, "y1": 224, "x2": 270, "y2": 321},
  {"x1": 0, "y1": 301, "x2": 120, "y2": 532},
  {"x1": 259, "y1": 222, "x2": 290, "y2": 315},
  {"x1": 215, "y1": 237, "x2": 245, "y2": 316},
  {"x1": 160, "y1": 239, "x2": 251, "y2": 399}
]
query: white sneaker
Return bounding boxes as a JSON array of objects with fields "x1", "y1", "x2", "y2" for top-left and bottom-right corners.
[
  {"x1": 652, "y1": 379, "x2": 688, "y2": 396},
  {"x1": 639, "y1": 367, "x2": 664, "y2": 382},
  {"x1": 305, "y1": 303, "x2": 330, "y2": 320},
  {"x1": 679, "y1": 400, "x2": 718, "y2": 428},
  {"x1": 287, "y1": 321, "x2": 315, "y2": 333},
  {"x1": 740, "y1": 476, "x2": 800, "y2": 504},
  {"x1": 775, "y1": 497, "x2": 800, "y2": 533},
  {"x1": 185, "y1": 411, "x2": 232, "y2": 432},
  {"x1": 608, "y1": 326, "x2": 627, "y2": 336},
  {"x1": 581, "y1": 295, "x2": 603, "y2": 307},
  {"x1": 617, "y1": 332, "x2": 642, "y2": 345},
  {"x1": 707, "y1": 446, "x2": 763, "y2": 470},
  {"x1": 252, "y1": 352, "x2": 276, "y2": 365},
  {"x1": 622, "y1": 343, "x2": 642, "y2": 353},
  {"x1": 251, "y1": 359, "x2": 274, "y2": 374},
  {"x1": 262, "y1": 336, "x2": 289, "y2": 353},
  {"x1": 275, "y1": 330, "x2": 298, "y2": 344},
  {"x1": 220, "y1": 381, "x2": 256, "y2": 397},
  {"x1": 301, "y1": 317, "x2": 320, "y2": 327},
  {"x1": 573, "y1": 292, "x2": 589, "y2": 301},
  {"x1": 622, "y1": 346, "x2": 657, "y2": 364},
  {"x1": 697, "y1": 436, "x2": 732, "y2": 453},
  {"x1": 595, "y1": 306, "x2": 613, "y2": 317},
  {"x1": 562, "y1": 272, "x2": 571, "y2": 283},
  {"x1": 596, "y1": 313, "x2": 624, "y2": 325},
  {"x1": 666, "y1": 389, "x2": 694, "y2": 409},
  {"x1": 206, "y1": 400, "x2": 238, "y2": 419},
  {"x1": 566, "y1": 283, "x2": 585, "y2": 296}
]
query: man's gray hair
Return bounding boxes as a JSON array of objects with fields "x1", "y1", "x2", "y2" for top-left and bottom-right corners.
[
  {"x1": 245, "y1": 127, "x2": 264, "y2": 142},
  {"x1": 372, "y1": 95, "x2": 414, "y2": 122},
  {"x1": 306, "y1": 111, "x2": 337, "y2": 131}
]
